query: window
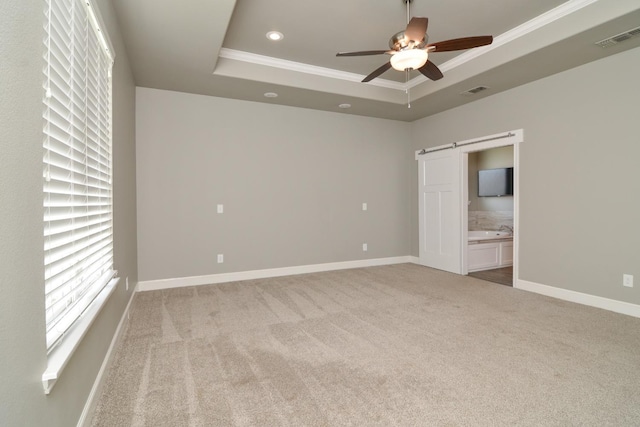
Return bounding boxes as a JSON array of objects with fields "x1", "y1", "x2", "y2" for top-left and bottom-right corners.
[{"x1": 42, "y1": 0, "x2": 115, "y2": 352}]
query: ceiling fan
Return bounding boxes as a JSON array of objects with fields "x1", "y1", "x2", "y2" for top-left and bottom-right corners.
[{"x1": 336, "y1": 0, "x2": 493, "y2": 83}]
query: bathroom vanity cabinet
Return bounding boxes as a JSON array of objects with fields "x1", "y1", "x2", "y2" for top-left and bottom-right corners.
[{"x1": 467, "y1": 240, "x2": 513, "y2": 272}]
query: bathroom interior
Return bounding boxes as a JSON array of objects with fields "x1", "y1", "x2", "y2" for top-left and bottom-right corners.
[{"x1": 467, "y1": 146, "x2": 514, "y2": 286}]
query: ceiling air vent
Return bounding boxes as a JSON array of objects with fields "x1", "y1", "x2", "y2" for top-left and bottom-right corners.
[
  {"x1": 461, "y1": 86, "x2": 489, "y2": 96},
  {"x1": 595, "y1": 26, "x2": 640, "y2": 48}
]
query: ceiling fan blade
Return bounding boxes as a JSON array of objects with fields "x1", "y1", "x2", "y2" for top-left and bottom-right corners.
[
  {"x1": 427, "y1": 36, "x2": 493, "y2": 52},
  {"x1": 418, "y1": 60, "x2": 443, "y2": 81},
  {"x1": 362, "y1": 62, "x2": 392, "y2": 82},
  {"x1": 405, "y1": 17, "x2": 428, "y2": 43},
  {"x1": 336, "y1": 50, "x2": 391, "y2": 57}
]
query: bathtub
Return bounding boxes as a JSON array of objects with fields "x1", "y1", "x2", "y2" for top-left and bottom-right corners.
[
  {"x1": 468, "y1": 231, "x2": 513, "y2": 272},
  {"x1": 468, "y1": 230, "x2": 512, "y2": 241}
]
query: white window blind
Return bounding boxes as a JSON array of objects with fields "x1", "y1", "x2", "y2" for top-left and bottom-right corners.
[{"x1": 43, "y1": 0, "x2": 115, "y2": 350}]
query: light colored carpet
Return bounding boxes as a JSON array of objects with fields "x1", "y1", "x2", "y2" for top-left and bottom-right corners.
[{"x1": 92, "y1": 264, "x2": 640, "y2": 426}]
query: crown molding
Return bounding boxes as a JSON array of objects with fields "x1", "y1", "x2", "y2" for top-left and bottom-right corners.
[
  {"x1": 218, "y1": 0, "x2": 598, "y2": 91},
  {"x1": 407, "y1": 0, "x2": 599, "y2": 87},
  {"x1": 218, "y1": 48, "x2": 408, "y2": 91}
]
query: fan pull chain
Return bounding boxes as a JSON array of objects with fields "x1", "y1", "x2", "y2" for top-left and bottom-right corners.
[
  {"x1": 406, "y1": 69, "x2": 411, "y2": 108},
  {"x1": 406, "y1": 1, "x2": 413, "y2": 108}
]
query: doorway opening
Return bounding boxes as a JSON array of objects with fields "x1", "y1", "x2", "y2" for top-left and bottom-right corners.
[{"x1": 466, "y1": 146, "x2": 515, "y2": 286}]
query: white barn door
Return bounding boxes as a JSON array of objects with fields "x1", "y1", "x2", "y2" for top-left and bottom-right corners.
[{"x1": 417, "y1": 148, "x2": 461, "y2": 274}]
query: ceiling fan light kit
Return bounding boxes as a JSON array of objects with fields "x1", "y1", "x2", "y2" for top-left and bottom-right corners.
[{"x1": 390, "y1": 49, "x2": 428, "y2": 71}]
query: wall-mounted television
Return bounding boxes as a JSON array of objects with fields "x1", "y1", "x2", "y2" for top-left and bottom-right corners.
[{"x1": 478, "y1": 167, "x2": 513, "y2": 197}]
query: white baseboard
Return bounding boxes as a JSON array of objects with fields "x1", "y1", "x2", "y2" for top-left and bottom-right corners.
[
  {"x1": 137, "y1": 256, "x2": 415, "y2": 292},
  {"x1": 516, "y1": 279, "x2": 640, "y2": 319},
  {"x1": 77, "y1": 288, "x2": 137, "y2": 427}
]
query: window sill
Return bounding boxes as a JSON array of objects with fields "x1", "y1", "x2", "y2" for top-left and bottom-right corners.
[{"x1": 42, "y1": 277, "x2": 120, "y2": 394}]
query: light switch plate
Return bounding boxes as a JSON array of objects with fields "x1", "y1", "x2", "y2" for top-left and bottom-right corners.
[{"x1": 217, "y1": 204, "x2": 223, "y2": 214}]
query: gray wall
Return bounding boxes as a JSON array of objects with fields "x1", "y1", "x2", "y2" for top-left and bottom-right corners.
[
  {"x1": 136, "y1": 88, "x2": 413, "y2": 281},
  {"x1": 0, "y1": 0, "x2": 137, "y2": 426},
  {"x1": 412, "y1": 46, "x2": 640, "y2": 305}
]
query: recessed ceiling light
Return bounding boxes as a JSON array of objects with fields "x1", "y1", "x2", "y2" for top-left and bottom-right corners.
[
  {"x1": 264, "y1": 92, "x2": 278, "y2": 98},
  {"x1": 266, "y1": 31, "x2": 283, "y2": 41},
  {"x1": 338, "y1": 103, "x2": 351, "y2": 109}
]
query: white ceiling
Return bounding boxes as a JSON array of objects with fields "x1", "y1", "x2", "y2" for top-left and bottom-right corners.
[{"x1": 111, "y1": 0, "x2": 640, "y2": 121}]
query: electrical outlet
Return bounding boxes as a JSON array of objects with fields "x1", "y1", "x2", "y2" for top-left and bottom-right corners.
[
  {"x1": 217, "y1": 204, "x2": 224, "y2": 214},
  {"x1": 362, "y1": 202, "x2": 367, "y2": 211},
  {"x1": 217, "y1": 254, "x2": 224, "y2": 263},
  {"x1": 126, "y1": 277, "x2": 129, "y2": 291},
  {"x1": 362, "y1": 243, "x2": 368, "y2": 252},
  {"x1": 623, "y1": 274, "x2": 633, "y2": 288}
]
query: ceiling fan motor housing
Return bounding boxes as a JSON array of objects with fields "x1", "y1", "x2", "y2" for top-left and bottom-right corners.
[{"x1": 390, "y1": 31, "x2": 428, "y2": 50}]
